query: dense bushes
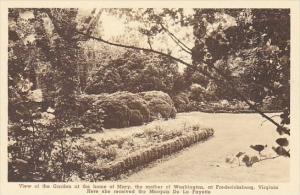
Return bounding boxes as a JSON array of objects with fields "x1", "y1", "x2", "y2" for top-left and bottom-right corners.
[
  {"x1": 94, "y1": 92, "x2": 150, "y2": 128},
  {"x1": 172, "y1": 92, "x2": 190, "y2": 112},
  {"x1": 76, "y1": 94, "x2": 107, "y2": 132},
  {"x1": 95, "y1": 98, "x2": 131, "y2": 128},
  {"x1": 77, "y1": 91, "x2": 176, "y2": 129},
  {"x1": 139, "y1": 91, "x2": 176, "y2": 120},
  {"x1": 109, "y1": 92, "x2": 151, "y2": 124},
  {"x1": 84, "y1": 50, "x2": 179, "y2": 94}
]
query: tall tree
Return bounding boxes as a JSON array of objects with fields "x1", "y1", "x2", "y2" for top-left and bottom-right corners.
[
  {"x1": 76, "y1": 8, "x2": 289, "y2": 132},
  {"x1": 33, "y1": 8, "x2": 80, "y2": 122},
  {"x1": 8, "y1": 8, "x2": 85, "y2": 181}
]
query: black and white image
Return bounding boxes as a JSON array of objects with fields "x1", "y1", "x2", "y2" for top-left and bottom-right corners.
[{"x1": 7, "y1": 8, "x2": 290, "y2": 183}]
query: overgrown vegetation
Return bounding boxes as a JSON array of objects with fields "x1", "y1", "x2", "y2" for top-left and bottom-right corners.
[
  {"x1": 77, "y1": 91, "x2": 176, "y2": 129},
  {"x1": 8, "y1": 8, "x2": 83, "y2": 181},
  {"x1": 8, "y1": 8, "x2": 290, "y2": 181},
  {"x1": 85, "y1": 50, "x2": 180, "y2": 95}
]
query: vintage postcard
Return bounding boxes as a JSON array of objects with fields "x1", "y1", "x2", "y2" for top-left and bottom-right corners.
[{"x1": 0, "y1": 0, "x2": 299, "y2": 195}]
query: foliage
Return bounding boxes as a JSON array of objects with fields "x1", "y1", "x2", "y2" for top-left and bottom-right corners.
[
  {"x1": 80, "y1": 106, "x2": 105, "y2": 132},
  {"x1": 187, "y1": 99, "x2": 254, "y2": 113},
  {"x1": 85, "y1": 49, "x2": 179, "y2": 94},
  {"x1": 8, "y1": 8, "x2": 92, "y2": 181},
  {"x1": 96, "y1": 98, "x2": 131, "y2": 129},
  {"x1": 78, "y1": 92, "x2": 150, "y2": 128},
  {"x1": 190, "y1": 9, "x2": 290, "y2": 162},
  {"x1": 139, "y1": 91, "x2": 176, "y2": 120},
  {"x1": 34, "y1": 8, "x2": 80, "y2": 121},
  {"x1": 78, "y1": 91, "x2": 176, "y2": 129},
  {"x1": 8, "y1": 7, "x2": 291, "y2": 180},
  {"x1": 208, "y1": 10, "x2": 289, "y2": 163},
  {"x1": 189, "y1": 9, "x2": 290, "y2": 105},
  {"x1": 172, "y1": 92, "x2": 190, "y2": 112}
]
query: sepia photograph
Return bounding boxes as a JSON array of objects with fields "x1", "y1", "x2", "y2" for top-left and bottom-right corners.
[
  {"x1": 6, "y1": 7, "x2": 292, "y2": 182},
  {"x1": 1, "y1": 1, "x2": 300, "y2": 194}
]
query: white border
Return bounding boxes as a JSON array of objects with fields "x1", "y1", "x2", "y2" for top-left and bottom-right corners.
[{"x1": 0, "y1": 1, "x2": 299, "y2": 195}]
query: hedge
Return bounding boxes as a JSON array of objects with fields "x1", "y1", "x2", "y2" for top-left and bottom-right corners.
[
  {"x1": 139, "y1": 91, "x2": 176, "y2": 120},
  {"x1": 172, "y1": 92, "x2": 190, "y2": 113},
  {"x1": 87, "y1": 128, "x2": 214, "y2": 180},
  {"x1": 77, "y1": 91, "x2": 176, "y2": 129}
]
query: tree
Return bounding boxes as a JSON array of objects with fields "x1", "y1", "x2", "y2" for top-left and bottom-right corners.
[
  {"x1": 8, "y1": 8, "x2": 291, "y2": 182},
  {"x1": 76, "y1": 8, "x2": 290, "y2": 143},
  {"x1": 192, "y1": 9, "x2": 290, "y2": 160},
  {"x1": 33, "y1": 8, "x2": 81, "y2": 121},
  {"x1": 8, "y1": 8, "x2": 87, "y2": 181},
  {"x1": 85, "y1": 49, "x2": 179, "y2": 94}
]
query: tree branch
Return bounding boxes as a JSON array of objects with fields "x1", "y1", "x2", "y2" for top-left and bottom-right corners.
[
  {"x1": 46, "y1": 7, "x2": 284, "y2": 131},
  {"x1": 147, "y1": 36, "x2": 153, "y2": 50},
  {"x1": 206, "y1": 60, "x2": 286, "y2": 131},
  {"x1": 260, "y1": 114, "x2": 281, "y2": 126},
  {"x1": 157, "y1": 23, "x2": 285, "y2": 130},
  {"x1": 76, "y1": 30, "x2": 217, "y2": 81},
  {"x1": 75, "y1": 30, "x2": 284, "y2": 130},
  {"x1": 167, "y1": 32, "x2": 192, "y2": 54},
  {"x1": 160, "y1": 23, "x2": 192, "y2": 53},
  {"x1": 85, "y1": 9, "x2": 102, "y2": 35}
]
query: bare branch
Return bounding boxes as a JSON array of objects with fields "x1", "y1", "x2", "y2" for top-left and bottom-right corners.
[
  {"x1": 147, "y1": 36, "x2": 153, "y2": 50},
  {"x1": 85, "y1": 9, "x2": 102, "y2": 35},
  {"x1": 157, "y1": 23, "x2": 282, "y2": 129},
  {"x1": 254, "y1": 155, "x2": 280, "y2": 164},
  {"x1": 206, "y1": 60, "x2": 285, "y2": 130},
  {"x1": 260, "y1": 115, "x2": 281, "y2": 126},
  {"x1": 75, "y1": 30, "x2": 216, "y2": 79},
  {"x1": 75, "y1": 30, "x2": 284, "y2": 130},
  {"x1": 160, "y1": 23, "x2": 192, "y2": 53},
  {"x1": 167, "y1": 32, "x2": 192, "y2": 54}
]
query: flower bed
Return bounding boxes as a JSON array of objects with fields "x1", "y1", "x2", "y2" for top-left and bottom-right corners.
[{"x1": 69, "y1": 124, "x2": 214, "y2": 181}]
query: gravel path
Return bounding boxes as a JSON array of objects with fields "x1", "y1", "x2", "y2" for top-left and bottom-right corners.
[{"x1": 123, "y1": 112, "x2": 289, "y2": 182}]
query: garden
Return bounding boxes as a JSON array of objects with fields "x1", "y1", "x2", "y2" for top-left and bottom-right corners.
[{"x1": 8, "y1": 8, "x2": 290, "y2": 182}]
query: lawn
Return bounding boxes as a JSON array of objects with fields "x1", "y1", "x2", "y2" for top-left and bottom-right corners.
[{"x1": 123, "y1": 112, "x2": 289, "y2": 182}]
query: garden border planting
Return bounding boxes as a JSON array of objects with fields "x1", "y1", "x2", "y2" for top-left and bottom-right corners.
[{"x1": 88, "y1": 128, "x2": 214, "y2": 180}]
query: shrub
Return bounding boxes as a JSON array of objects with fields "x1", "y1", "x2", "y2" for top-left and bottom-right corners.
[
  {"x1": 76, "y1": 94, "x2": 108, "y2": 115},
  {"x1": 261, "y1": 95, "x2": 283, "y2": 111},
  {"x1": 129, "y1": 109, "x2": 144, "y2": 126},
  {"x1": 148, "y1": 98, "x2": 176, "y2": 120},
  {"x1": 79, "y1": 107, "x2": 105, "y2": 132},
  {"x1": 190, "y1": 83, "x2": 206, "y2": 101},
  {"x1": 76, "y1": 94, "x2": 107, "y2": 132},
  {"x1": 139, "y1": 91, "x2": 176, "y2": 120},
  {"x1": 172, "y1": 92, "x2": 190, "y2": 112},
  {"x1": 83, "y1": 92, "x2": 150, "y2": 128},
  {"x1": 77, "y1": 91, "x2": 176, "y2": 129},
  {"x1": 95, "y1": 99, "x2": 131, "y2": 129},
  {"x1": 84, "y1": 50, "x2": 179, "y2": 94},
  {"x1": 140, "y1": 91, "x2": 173, "y2": 104},
  {"x1": 108, "y1": 92, "x2": 150, "y2": 124}
]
